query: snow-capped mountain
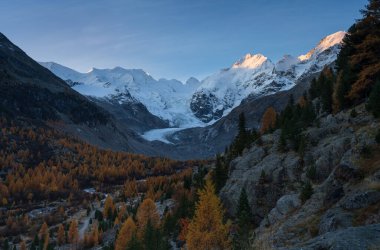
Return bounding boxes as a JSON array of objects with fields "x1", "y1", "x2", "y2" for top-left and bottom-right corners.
[
  {"x1": 39, "y1": 62, "x2": 202, "y2": 127},
  {"x1": 190, "y1": 31, "x2": 346, "y2": 122},
  {"x1": 41, "y1": 31, "x2": 346, "y2": 128}
]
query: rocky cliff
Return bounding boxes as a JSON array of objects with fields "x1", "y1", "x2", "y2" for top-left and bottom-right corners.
[{"x1": 220, "y1": 104, "x2": 380, "y2": 249}]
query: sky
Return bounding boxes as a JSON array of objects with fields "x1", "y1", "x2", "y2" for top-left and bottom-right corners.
[{"x1": 0, "y1": 0, "x2": 367, "y2": 81}]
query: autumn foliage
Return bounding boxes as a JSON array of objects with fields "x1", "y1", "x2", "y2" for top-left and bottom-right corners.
[
  {"x1": 186, "y1": 180, "x2": 231, "y2": 250},
  {"x1": 136, "y1": 198, "x2": 160, "y2": 235},
  {"x1": 260, "y1": 107, "x2": 277, "y2": 134},
  {"x1": 115, "y1": 217, "x2": 137, "y2": 250}
]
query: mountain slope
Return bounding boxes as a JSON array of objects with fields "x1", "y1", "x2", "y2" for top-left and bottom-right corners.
[
  {"x1": 190, "y1": 31, "x2": 346, "y2": 122},
  {"x1": 0, "y1": 32, "x2": 170, "y2": 156}
]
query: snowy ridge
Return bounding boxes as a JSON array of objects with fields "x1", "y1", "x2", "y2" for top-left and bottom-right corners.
[
  {"x1": 40, "y1": 62, "x2": 203, "y2": 127},
  {"x1": 190, "y1": 31, "x2": 346, "y2": 122}
]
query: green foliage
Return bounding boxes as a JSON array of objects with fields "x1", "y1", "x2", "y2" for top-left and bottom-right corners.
[
  {"x1": 306, "y1": 165, "x2": 317, "y2": 181},
  {"x1": 300, "y1": 181, "x2": 313, "y2": 202},
  {"x1": 309, "y1": 67, "x2": 334, "y2": 113},
  {"x1": 233, "y1": 188, "x2": 253, "y2": 250},
  {"x1": 95, "y1": 210, "x2": 103, "y2": 222},
  {"x1": 3, "y1": 239, "x2": 9, "y2": 250},
  {"x1": 360, "y1": 145, "x2": 373, "y2": 158},
  {"x1": 350, "y1": 109, "x2": 358, "y2": 118},
  {"x1": 143, "y1": 220, "x2": 170, "y2": 250},
  {"x1": 237, "y1": 188, "x2": 252, "y2": 230},
  {"x1": 277, "y1": 96, "x2": 316, "y2": 151},
  {"x1": 367, "y1": 80, "x2": 380, "y2": 118},
  {"x1": 127, "y1": 234, "x2": 143, "y2": 250},
  {"x1": 213, "y1": 154, "x2": 229, "y2": 193}
]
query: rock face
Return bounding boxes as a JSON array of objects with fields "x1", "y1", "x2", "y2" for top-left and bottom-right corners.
[{"x1": 219, "y1": 104, "x2": 380, "y2": 249}]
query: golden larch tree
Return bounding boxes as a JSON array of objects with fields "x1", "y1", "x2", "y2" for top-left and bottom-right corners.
[
  {"x1": 103, "y1": 195, "x2": 116, "y2": 219},
  {"x1": 68, "y1": 220, "x2": 79, "y2": 245},
  {"x1": 39, "y1": 222, "x2": 49, "y2": 241},
  {"x1": 20, "y1": 241, "x2": 27, "y2": 250},
  {"x1": 57, "y1": 224, "x2": 65, "y2": 245},
  {"x1": 186, "y1": 179, "x2": 231, "y2": 250},
  {"x1": 115, "y1": 217, "x2": 137, "y2": 250},
  {"x1": 260, "y1": 107, "x2": 277, "y2": 134},
  {"x1": 136, "y1": 198, "x2": 160, "y2": 234}
]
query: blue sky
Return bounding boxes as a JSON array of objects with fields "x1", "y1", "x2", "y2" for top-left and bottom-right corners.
[{"x1": 0, "y1": 0, "x2": 366, "y2": 81}]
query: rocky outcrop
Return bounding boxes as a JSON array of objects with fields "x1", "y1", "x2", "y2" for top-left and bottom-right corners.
[
  {"x1": 220, "y1": 104, "x2": 380, "y2": 249},
  {"x1": 286, "y1": 224, "x2": 380, "y2": 250}
]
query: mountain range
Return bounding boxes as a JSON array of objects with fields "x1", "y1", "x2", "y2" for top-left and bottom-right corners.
[{"x1": 1, "y1": 31, "x2": 345, "y2": 159}]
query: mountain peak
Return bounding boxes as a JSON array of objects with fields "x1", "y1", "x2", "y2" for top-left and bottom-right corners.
[
  {"x1": 299, "y1": 31, "x2": 346, "y2": 61},
  {"x1": 232, "y1": 53, "x2": 270, "y2": 69},
  {"x1": 186, "y1": 77, "x2": 200, "y2": 86}
]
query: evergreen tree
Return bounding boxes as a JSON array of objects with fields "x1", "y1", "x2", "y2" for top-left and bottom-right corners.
[
  {"x1": 300, "y1": 181, "x2": 313, "y2": 202},
  {"x1": 237, "y1": 188, "x2": 252, "y2": 229},
  {"x1": 213, "y1": 154, "x2": 228, "y2": 193},
  {"x1": 30, "y1": 235, "x2": 39, "y2": 250},
  {"x1": 126, "y1": 234, "x2": 143, "y2": 250},
  {"x1": 367, "y1": 79, "x2": 380, "y2": 117},
  {"x1": 3, "y1": 239, "x2": 9, "y2": 250},
  {"x1": 234, "y1": 188, "x2": 252, "y2": 250}
]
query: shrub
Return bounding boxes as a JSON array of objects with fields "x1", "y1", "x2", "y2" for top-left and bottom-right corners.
[
  {"x1": 350, "y1": 109, "x2": 358, "y2": 118},
  {"x1": 306, "y1": 165, "x2": 317, "y2": 181},
  {"x1": 300, "y1": 181, "x2": 313, "y2": 202},
  {"x1": 360, "y1": 145, "x2": 373, "y2": 159}
]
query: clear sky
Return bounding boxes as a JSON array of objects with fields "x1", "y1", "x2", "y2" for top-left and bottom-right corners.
[{"x1": 0, "y1": 0, "x2": 367, "y2": 81}]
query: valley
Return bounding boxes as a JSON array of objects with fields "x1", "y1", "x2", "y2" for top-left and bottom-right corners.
[{"x1": 0, "y1": 0, "x2": 380, "y2": 249}]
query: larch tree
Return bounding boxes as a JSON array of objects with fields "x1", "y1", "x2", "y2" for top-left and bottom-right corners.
[
  {"x1": 103, "y1": 195, "x2": 116, "y2": 220},
  {"x1": 20, "y1": 241, "x2": 27, "y2": 250},
  {"x1": 260, "y1": 107, "x2": 277, "y2": 134},
  {"x1": 57, "y1": 224, "x2": 65, "y2": 245},
  {"x1": 39, "y1": 222, "x2": 49, "y2": 241},
  {"x1": 136, "y1": 198, "x2": 160, "y2": 235},
  {"x1": 68, "y1": 220, "x2": 79, "y2": 245},
  {"x1": 115, "y1": 217, "x2": 137, "y2": 250},
  {"x1": 186, "y1": 179, "x2": 231, "y2": 250}
]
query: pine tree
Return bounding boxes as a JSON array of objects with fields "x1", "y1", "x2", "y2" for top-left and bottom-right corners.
[
  {"x1": 213, "y1": 154, "x2": 228, "y2": 193},
  {"x1": 367, "y1": 80, "x2": 380, "y2": 117},
  {"x1": 233, "y1": 112, "x2": 248, "y2": 156},
  {"x1": 127, "y1": 234, "x2": 143, "y2": 250},
  {"x1": 300, "y1": 181, "x2": 313, "y2": 202},
  {"x1": 237, "y1": 188, "x2": 252, "y2": 230},
  {"x1": 186, "y1": 180, "x2": 231, "y2": 250},
  {"x1": 115, "y1": 217, "x2": 137, "y2": 250}
]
